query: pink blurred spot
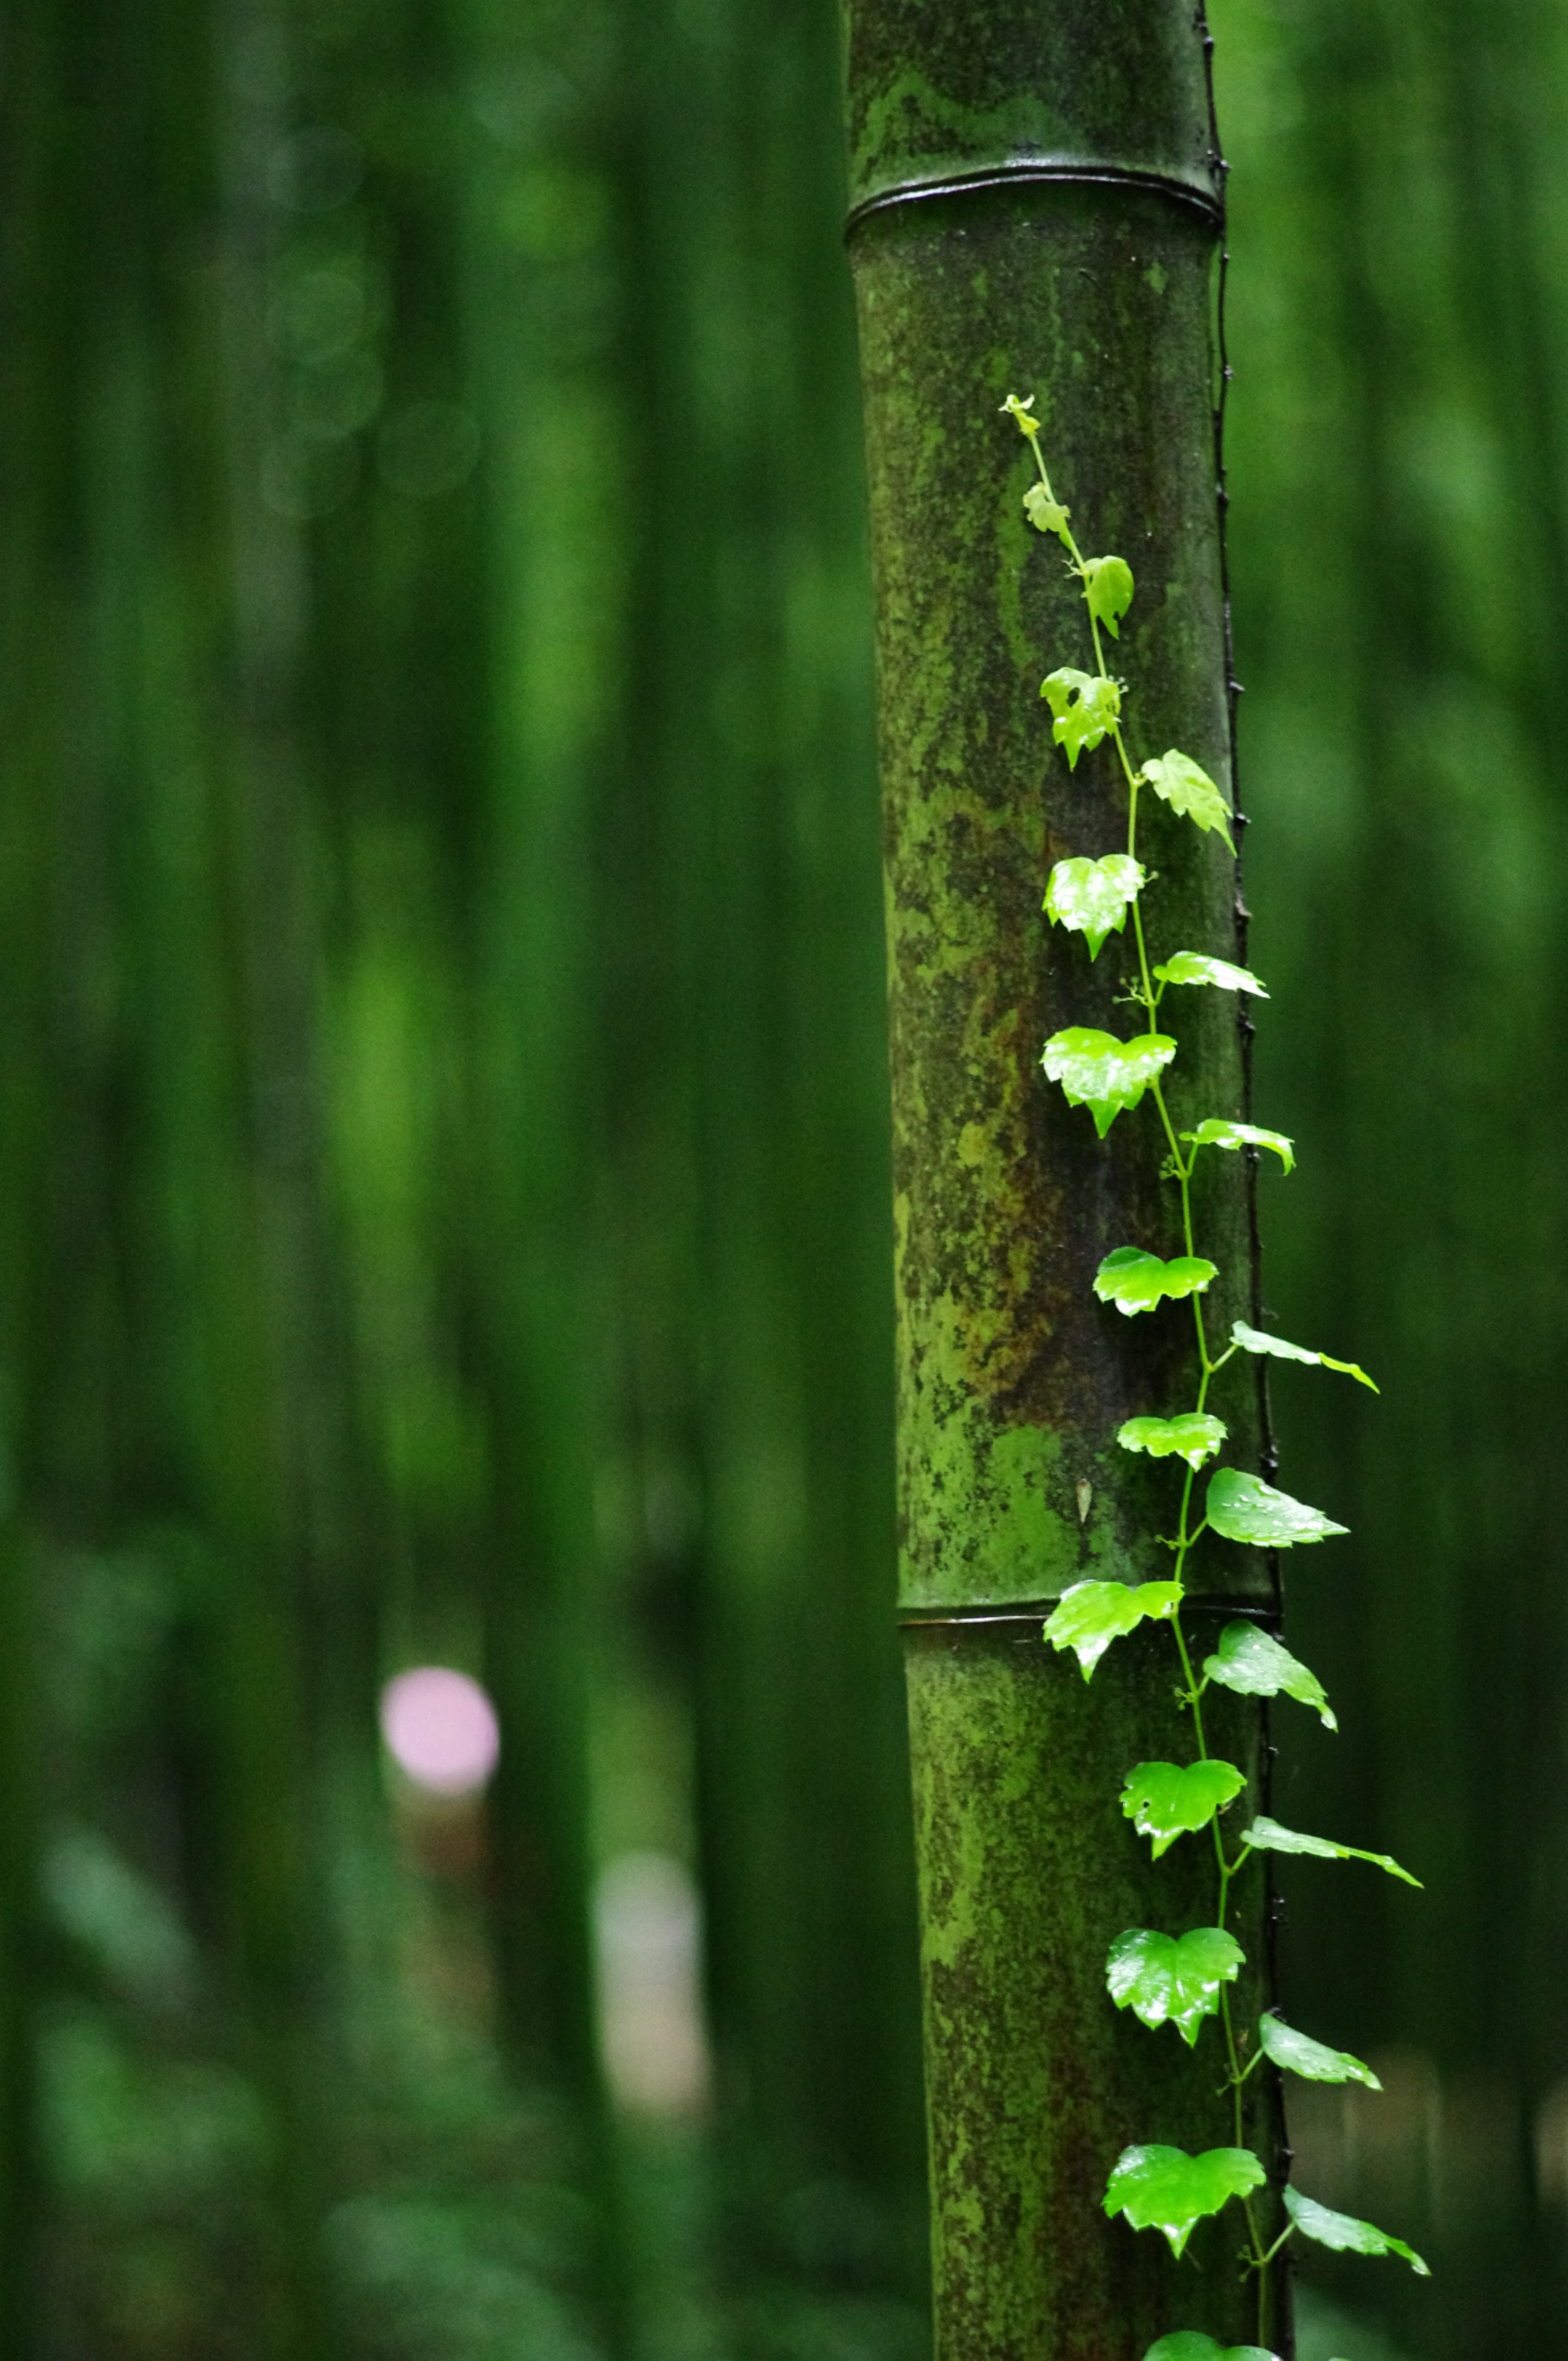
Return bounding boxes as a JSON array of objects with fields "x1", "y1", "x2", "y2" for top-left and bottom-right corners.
[{"x1": 380, "y1": 1667, "x2": 500, "y2": 1796}]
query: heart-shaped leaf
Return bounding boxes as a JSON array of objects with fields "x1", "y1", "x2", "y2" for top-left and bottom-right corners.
[
  {"x1": 1284, "y1": 2186, "x2": 1429, "y2": 2275},
  {"x1": 1044, "y1": 1580, "x2": 1183, "y2": 1680},
  {"x1": 1258, "y1": 2011, "x2": 1380, "y2": 2088},
  {"x1": 1202, "y1": 1621, "x2": 1336, "y2": 1729},
  {"x1": 1041, "y1": 668, "x2": 1121, "y2": 769},
  {"x1": 1153, "y1": 952, "x2": 1268, "y2": 997},
  {"x1": 1083, "y1": 554, "x2": 1135, "y2": 638},
  {"x1": 1181, "y1": 1118, "x2": 1295, "y2": 1172},
  {"x1": 1093, "y1": 1246, "x2": 1217, "y2": 1316},
  {"x1": 1121, "y1": 1759, "x2": 1246, "y2": 1857},
  {"x1": 1240, "y1": 1814, "x2": 1422, "y2": 1887},
  {"x1": 1023, "y1": 481, "x2": 1071, "y2": 541},
  {"x1": 1107, "y1": 1925, "x2": 1244, "y2": 2044},
  {"x1": 1119, "y1": 1412, "x2": 1227, "y2": 1470},
  {"x1": 1229, "y1": 1319, "x2": 1377, "y2": 1392},
  {"x1": 1041, "y1": 1029, "x2": 1176, "y2": 1138},
  {"x1": 1142, "y1": 751, "x2": 1236, "y2": 853},
  {"x1": 1044, "y1": 854, "x2": 1145, "y2": 958},
  {"x1": 1104, "y1": 2144, "x2": 1263, "y2": 2258},
  {"x1": 1143, "y1": 2338, "x2": 1280, "y2": 2361},
  {"x1": 1206, "y1": 1469, "x2": 1348, "y2": 1548}
]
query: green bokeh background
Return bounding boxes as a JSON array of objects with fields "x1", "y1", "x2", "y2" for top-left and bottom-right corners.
[{"x1": 0, "y1": 0, "x2": 1562, "y2": 2355}]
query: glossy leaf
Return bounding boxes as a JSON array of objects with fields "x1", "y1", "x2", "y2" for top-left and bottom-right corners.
[
  {"x1": 1284, "y1": 2186, "x2": 1429, "y2": 2276},
  {"x1": 1044, "y1": 854, "x2": 1145, "y2": 959},
  {"x1": 1041, "y1": 1029, "x2": 1175, "y2": 1138},
  {"x1": 1153, "y1": 951, "x2": 1268, "y2": 997},
  {"x1": 1241, "y1": 1815, "x2": 1422, "y2": 1888},
  {"x1": 1041, "y1": 668, "x2": 1121, "y2": 768},
  {"x1": 1107, "y1": 1925, "x2": 1243, "y2": 2045},
  {"x1": 1103, "y1": 2144, "x2": 1263, "y2": 2258},
  {"x1": 1202, "y1": 1621, "x2": 1336, "y2": 1729},
  {"x1": 1083, "y1": 554, "x2": 1134, "y2": 638},
  {"x1": 1206, "y1": 1468, "x2": 1347, "y2": 1548},
  {"x1": 1181, "y1": 1118, "x2": 1295, "y2": 1173},
  {"x1": 1093, "y1": 1246, "x2": 1217, "y2": 1317},
  {"x1": 1023, "y1": 481, "x2": 1071, "y2": 541},
  {"x1": 1259, "y1": 2011, "x2": 1380, "y2": 2088},
  {"x1": 1044, "y1": 1580, "x2": 1182, "y2": 1679},
  {"x1": 1142, "y1": 750, "x2": 1236, "y2": 853},
  {"x1": 1230, "y1": 1318, "x2": 1377, "y2": 1392},
  {"x1": 1121, "y1": 1759, "x2": 1246, "y2": 1858},
  {"x1": 1143, "y1": 2340, "x2": 1279, "y2": 2361},
  {"x1": 1118, "y1": 1412, "x2": 1227, "y2": 1470}
]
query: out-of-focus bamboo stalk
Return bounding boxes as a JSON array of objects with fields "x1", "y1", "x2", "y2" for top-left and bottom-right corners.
[{"x1": 612, "y1": 0, "x2": 927, "y2": 2276}]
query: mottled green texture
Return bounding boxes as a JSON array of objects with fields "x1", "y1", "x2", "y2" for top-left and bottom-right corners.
[
  {"x1": 904, "y1": 1625, "x2": 1275, "y2": 2359},
  {"x1": 845, "y1": 1, "x2": 1222, "y2": 219},
  {"x1": 851, "y1": 181, "x2": 1265, "y2": 1612},
  {"x1": 844, "y1": 16, "x2": 1292, "y2": 2352},
  {"x1": 845, "y1": 21, "x2": 1287, "y2": 2354}
]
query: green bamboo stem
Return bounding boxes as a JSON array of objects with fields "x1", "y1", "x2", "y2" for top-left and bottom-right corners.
[{"x1": 844, "y1": 5, "x2": 1286, "y2": 2353}]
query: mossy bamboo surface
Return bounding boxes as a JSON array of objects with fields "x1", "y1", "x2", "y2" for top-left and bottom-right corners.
[{"x1": 845, "y1": 6, "x2": 1285, "y2": 2353}]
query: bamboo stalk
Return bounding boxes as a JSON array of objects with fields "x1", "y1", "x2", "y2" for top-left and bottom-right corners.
[{"x1": 844, "y1": 6, "x2": 1285, "y2": 2352}]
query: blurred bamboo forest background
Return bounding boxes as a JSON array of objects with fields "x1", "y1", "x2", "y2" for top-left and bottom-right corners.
[{"x1": 0, "y1": 0, "x2": 1564, "y2": 2356}]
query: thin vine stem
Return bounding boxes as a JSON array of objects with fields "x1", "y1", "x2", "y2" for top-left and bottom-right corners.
[
  {"x1": 1026, "y1": 413, "x2": 1276, "y2": 2292},
  {"x1": 1122, "y1": 640, "x2": 1271, "y2": 2291},
  {"x1": 1010, "y1": 397, "x2": 1412, "y2": 2347}
]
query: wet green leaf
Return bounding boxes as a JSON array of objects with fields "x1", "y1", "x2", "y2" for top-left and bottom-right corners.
[
  {"x1": 1229, "y1": 1319, "x2": 1377, "y2": 1391},
  {"x1": 1041, "y1": 668, "x2": 1121, "y2": 768},
  {"x1": 1041, "y1": 1029, "x2": 1175, "y2": 1138},
  {"x1": 1259, "y1": 2012, "x2": 1380, "y2": 2088},
  {"x1": 1241, "y1": 1815, "x2": 1422, "y2": 1887},
  {"x1": 1202, "y1": 1621, "x2": 1336, "y2": 1729},
  {"x1": 1093, "y1": 1246, "x2": 1217, "y2": 1317},
  {"x1": 1284, "y1": 2186, "x2": 1429, "y2": 2275},
  {"x1": 1121, "y1": 1759, "x2": 1246, "y2": 1858},
  {"x1": 1142, "y1": 750, "x2": 1236, "y2": 853},
  {"x1": 1104, "y1": 2144, "x2": 1263, "y2": 2258},
  {"x1": 1107, "y1": 1925, "x2": 1244, "y2": 2045},
  {"x1": 1206, "y1": 1469, "x2": 1347, "y2": 1547},
  {"x1": 1044, "y1": 1579, "x2": 1183, "y2": 1679},
  {"x1": 1044, "y1": 854, "x2": 1145, "y2": 958},
  {"x1": 1144, "y1": 2338, "x2": 1279, "y2": 2361},
  {"x1": 1118, "y1": 1412, "x2": 1227, "y2": 1470},
  {"x1": 1181, "y1": 1118, "x2": 1295, "y2": 1172},
  {"x1": 1153, "y1": 952, "x2": 1268, "y2": 996},
  {"x1": 1023, "y1": 481, "x2": 1071, "y2": 540},
  {"x1": 1083, "y1": 554, "x2": 1134, "y2": 638}
]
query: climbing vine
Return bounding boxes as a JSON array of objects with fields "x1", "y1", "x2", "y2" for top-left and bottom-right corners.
[{"x1": 1001, "y1": 393, "x2": 1427, "y2": 2359}]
